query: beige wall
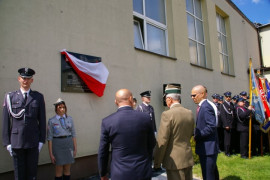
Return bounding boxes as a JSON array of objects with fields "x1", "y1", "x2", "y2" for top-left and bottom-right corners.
[
  {"x1": 0, "y1": 0, "x2": 261, "y2": 176},
  {"x1": 260, "y1": 25, "x2": 270, "y2": 67}
]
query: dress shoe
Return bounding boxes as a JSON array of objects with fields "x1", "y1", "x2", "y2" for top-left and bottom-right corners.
[{"x1": 152, "y1": 167, "x2": 162, "y2": 172}]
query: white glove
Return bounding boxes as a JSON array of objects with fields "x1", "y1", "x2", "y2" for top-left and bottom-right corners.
[
  {"x1": 38, "y1": 142, "x2": 43, "y2": 152},
  {"x1": 6, "y1": 144, "x2": 12, "y2": 156}
]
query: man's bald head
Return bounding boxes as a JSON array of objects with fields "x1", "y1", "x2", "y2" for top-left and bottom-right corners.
[
  {"x1": 192, "y1": 85, "x2": 206, "y2": 94},
  {"x1": 191, "y1": 85, "x2": 207, "y2": 104},
  {"x1": 115, "y1": 89, "x2": 133, "y2": 107}
]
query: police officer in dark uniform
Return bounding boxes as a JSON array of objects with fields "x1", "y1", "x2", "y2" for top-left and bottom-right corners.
[
  {"x1": 232, "y1": 95, "x2": 240, "y2": 153},
  {"x1": 236, "y1": 97, "x2": 253, "y2": 158},
  {"x1": 212, "y1": 93, "x2": 223, "y2": 151},
  {"x1": 239, "y1": 91, "x2": 261, "y2": 156},
  {"x1": 232, "y1": 95, "x2": 239, "y2": 108},
  {"x1": 240, "y1": 91, "x2": 249, "y2": 108},
  {"x1": 2, "y1": 68, "x2": 46, "y2": 180},
  {"x1": 218, "y1": 95, "x2": 224, "y2": 104},
  {"x1": 135, "y1": 91, "x2": 157, "y2": 134},
  {"x1": 220, "y1": 91, "x2": 235, "y2": 156}
]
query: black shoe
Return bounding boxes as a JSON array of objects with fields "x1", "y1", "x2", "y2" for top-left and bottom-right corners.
[
  {"x1": 152, "y1": 167, "x2": 162, "y2": 172},
  {"x1": 226, "y1": 153, "x2": 231, "y2": 157},
  {"x1": 241, "y1": 156, "x2": 248, "y2": 159}
]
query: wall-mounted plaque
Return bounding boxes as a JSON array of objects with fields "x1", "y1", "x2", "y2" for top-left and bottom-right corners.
[{"x1": 61, "y1": 51, "x2": 101, "y2": 93}]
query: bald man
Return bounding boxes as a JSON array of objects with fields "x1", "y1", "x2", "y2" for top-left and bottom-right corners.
[
  {"x1": 98, "y1": 89, "x2": 156, "y2": 180},
  {"x1": 191, "y1": 85, "x2": 219, "y2": 180}
]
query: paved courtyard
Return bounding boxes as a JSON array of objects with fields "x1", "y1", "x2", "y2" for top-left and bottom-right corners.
[{"x1": 82, "y1": 169, "x2": 201, "y2": 180}]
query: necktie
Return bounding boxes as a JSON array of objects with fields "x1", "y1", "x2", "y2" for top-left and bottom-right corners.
[
  {"x1": 196, "y1": 105, "x2": 200, "y2": 116},
  {"x1": 23, "y1": 93, "x2": 28, "y2": 105},
  {"x1": 60, "y1": 117, "x2": 66, "y2": 129}
]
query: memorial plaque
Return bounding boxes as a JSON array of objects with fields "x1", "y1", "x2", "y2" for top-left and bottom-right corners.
[{"x1": 61, "y1": 51, "x2": 101, "y2": 93}]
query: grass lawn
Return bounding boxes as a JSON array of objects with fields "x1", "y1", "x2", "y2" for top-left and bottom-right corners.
[{"x1": 193, "y1": 153, "x2": 270, "y2": 180}]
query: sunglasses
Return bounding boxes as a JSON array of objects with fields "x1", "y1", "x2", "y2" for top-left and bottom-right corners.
[{"x1": 191, "y1": 94, "x2": 197, "y2": 98}]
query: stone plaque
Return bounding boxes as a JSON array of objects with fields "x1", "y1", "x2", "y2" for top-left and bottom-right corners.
[{"x1": 61, "y1": 51, "x2": 101, "y2": 93}]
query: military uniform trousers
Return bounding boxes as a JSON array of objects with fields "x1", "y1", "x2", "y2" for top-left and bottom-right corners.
[
  {"x1": 224, "y1": 128, "x2": 233, "y2": 155},
  {"x1": 166, "y1": 167, "x2": 192, "y2": 180},
  {"x1": 12, "y1": 147, "x2": 39, "y2": 180}
]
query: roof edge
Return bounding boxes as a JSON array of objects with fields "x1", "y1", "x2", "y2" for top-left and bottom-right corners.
[{"x1": 225, "y1": 0, "x2": 256, "y2": 29}]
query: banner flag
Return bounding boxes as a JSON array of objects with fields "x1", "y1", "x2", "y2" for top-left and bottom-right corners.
[
  {"x1": 260, "y1": 121, "x2": 270, "y2": 133},
  {"x1": 251, "y1": 67, "x2": 265, "y2": 124},
  {"x1": 264, "y1": 78, "x2": 270, "y2": 103},
  {"x1": 61, "y1": 50, "x2": 109, "y2": 97},
  {"x1": 258, "y1": 78, "x2": 270, "y2": 119}
]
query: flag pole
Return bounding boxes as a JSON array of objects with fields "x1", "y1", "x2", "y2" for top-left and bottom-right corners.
[{"x1": 249, "y1": 58, "x2": 253, "y2": 159}]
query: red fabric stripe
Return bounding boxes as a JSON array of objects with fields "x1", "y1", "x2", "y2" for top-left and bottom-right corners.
[{"x1": 61, "y1": 51, "x2": 106, "y2": 97}]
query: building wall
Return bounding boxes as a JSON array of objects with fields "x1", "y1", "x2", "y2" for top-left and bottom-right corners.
[
  {"x1": 260, "y1": 24, "x2": 270, "y2": 67},
  {"x1": 0, "y1": 0, "x2": 261, "y2": 178}
]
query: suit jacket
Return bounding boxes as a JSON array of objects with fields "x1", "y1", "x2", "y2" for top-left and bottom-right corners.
[
  {"x1": 98, "y1": 106, "x2": 156, "y2": 180},
  {"x1": 135, "y1": 103, "x2": 157, "y2": 132},
  {"x1": 220, "y1": 100, "x2": 235, "y2": 128},
  {"x1": 2, "y1": 90, "x2": 46, "y2": 148},
  {"x1": 195, "y1": 100, "x2": 219, "y2": 156},
  {"x1": 154, "y1": 103, "x2": 194, "y2": 170}
]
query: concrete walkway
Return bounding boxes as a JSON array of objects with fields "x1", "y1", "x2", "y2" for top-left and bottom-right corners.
[{"x1": 82, "y1": 169, "x2": 201, "y2": 180}]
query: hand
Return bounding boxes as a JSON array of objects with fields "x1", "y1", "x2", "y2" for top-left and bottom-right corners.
[
  {"x1": 73, "y1": 148, "x2": 77, "y2": 158},
  {"x1": 50, "y1": 154, "x2": 56, "y2": 164},
  {"x1": 6, "y1": 144, "x2": 12, "y2": 156},
  {"x1": 225, "y1": 126, "x2": 230, "y2": 130},
  {"x1": 100, "y1": 176, "x2": 109, "y2": 180},
  {"x1": 38, "y1": 142, "x2": 43, "y2": 152}
]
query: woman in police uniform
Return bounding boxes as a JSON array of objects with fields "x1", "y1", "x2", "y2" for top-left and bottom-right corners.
[
  {"x1": 236, "y1": 98, "x2": 253, "y2": 159},
  {"x1": 47, "y1": 98, "x2": 77, "y2": 180}
]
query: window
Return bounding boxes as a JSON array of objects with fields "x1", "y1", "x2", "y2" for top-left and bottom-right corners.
[
  {"x1": 186, "y1": 0, "x2": 206, "y2": 67},
  {"x1": 133, "y1": 0, "x2": 168, "y2": 56},
  {"x1": 216, "y1": 13, "x2": 229, "y2": 74}
]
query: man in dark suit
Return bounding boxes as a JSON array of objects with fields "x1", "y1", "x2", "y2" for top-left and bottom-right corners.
[
  {"x1": 98, "y1": 89, "x2": 156, "y2": 180},
  {"x1": 2, "y1": 68, "x2": 46, "y2": 180},
  {"x1": 191, "y1": 85, "x2": 219, "y2": 180},
  {"x1": 135, "y1": 90, "x2": 157, "y2": 134}
]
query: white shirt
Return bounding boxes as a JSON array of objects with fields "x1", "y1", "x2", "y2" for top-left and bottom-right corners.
[
  {"x1": 198, "y1": 99, "x2": 218, "y2": 126},
  {"x1": 20, "y1": 88, "x2": 30, "y2": 98},
  {"x1": 143, "y1": 102, "x2": 149, "y2": 106}
]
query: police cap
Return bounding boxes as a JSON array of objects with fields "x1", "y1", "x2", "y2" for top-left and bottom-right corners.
[
  {"x1": 140, "y1": 91, "x2": 151, "y2": 97},
  {"x1": 224, "y1": 91, "x2": 232, "y2": 97},
  {"x1": 240, "y1": 91, "x2": 247, "y2": 96},
  {"x1": 212, "y1": 93, "x2": 220, "y2": 99},
  {"x1": 18, "y1": 68, "x2": 35, "y2": 78}
]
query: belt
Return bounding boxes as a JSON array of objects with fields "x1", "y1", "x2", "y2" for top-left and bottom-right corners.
[{"x1": 53, "y1": 135, "x2": 72, "y2": 139}]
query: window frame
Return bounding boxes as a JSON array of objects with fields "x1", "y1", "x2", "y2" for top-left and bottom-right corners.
[
  {"x1": 186, "y1": 0, "x2": 207, "y2": 67},
  {"x1": 216, "y1": 13, "x2": 230, "y2": 74},
  {"x1": 133, "y1": 0, "x2": 169, "y2": 56}
]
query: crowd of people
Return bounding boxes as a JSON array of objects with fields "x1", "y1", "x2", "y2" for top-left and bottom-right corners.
[
  {"x1": 2, "y1": 67, "x2": 269, "y2": 180},
  {"x1": 211, "y1": 91, "x2": 269, "y2": 159}
]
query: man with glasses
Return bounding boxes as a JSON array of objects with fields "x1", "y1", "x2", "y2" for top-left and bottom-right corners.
[
  {"x1": 2, "y1": 68, "x2": 46, "y2": 180},
  {"x1": 191, "y1": 85, "x2": 219, "y2": 180},
  {"x1": 220, "y1": 91, "x2": 235, "y2": 156}
]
